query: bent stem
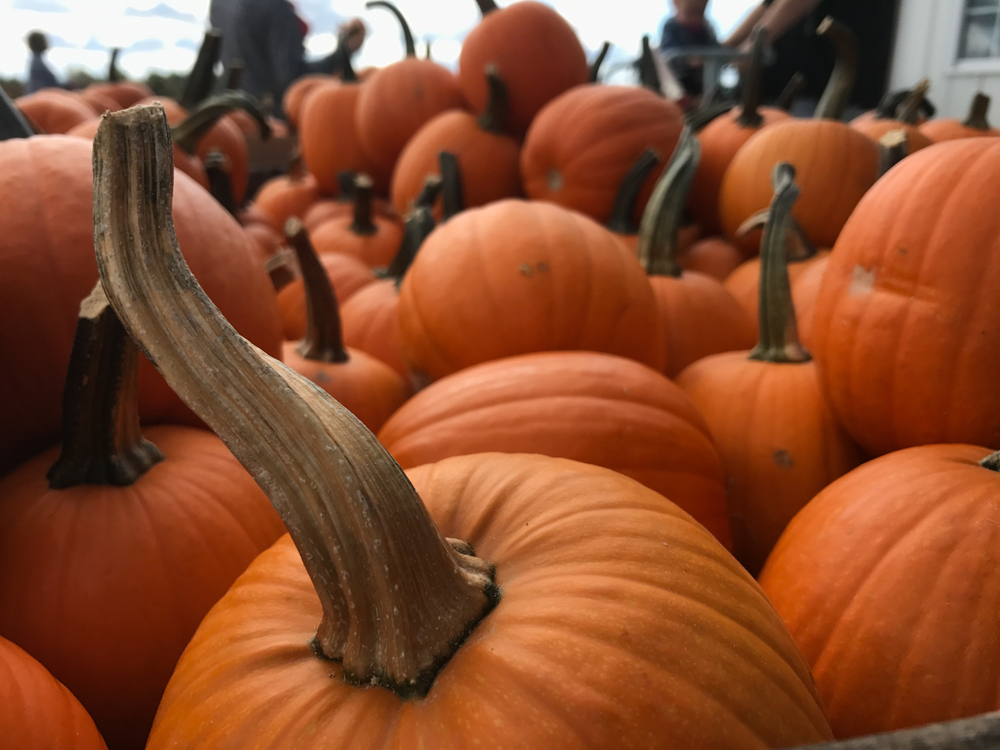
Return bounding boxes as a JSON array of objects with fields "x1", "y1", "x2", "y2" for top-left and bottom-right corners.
[
  {"x1": 93, "y1": 104, "x2": 498, "y2": 698},
  {"x1": 963, "y1": 92, "x2": 992, "y2": 130},
  {"x1": 735, "y1": 209, "x2": 816, "y2": 262},
  {"x1": 589, "y1": 41, "x2": 611, "y2": 83},
  {"x1": 384, "y1": 203, "x2": 437, "y2": 283},
  {"x1": 172, "y1": 91, "x2": 272, "y2": 154},
  {"x1": 0, "y1": 87, "x2": 34, "y2": 140},
  {"x1": 736, "y1": 26, "x2": 768, "y2": 128},
  {"x1": 366, "y1": 1, "x2": 416, "y2": 58},
  {"x1": 637, "y1": 35, "x2": 662, "y2": 95},
  {"x1": 439, "y1": 151, "x2": 464, "y2": 221},
  {"x1": 180, "y1": 30, "x2": 222, "y2": 110},
  {"x1": 776, "y1": 72, "x2": 805, "y2": 112},
  {"x1": 749, "y1": 163, "x2": 811, "y2": 364},
  {"x1": 895, "y1": 79, "x2": 929, "y2": 124},
  {"x1": 286, "y1": 218, "x2": 349, "y2": 363},
  {"x1": 478, "y1": 66, "x2": 509, "y2": 134},
  {"x1": 349, "y1": 174, "x2": 376, "y2": 236},
  {"x1": 606, "y1": 149, "x2": 660, "y2": 235},
  {"x1": 204, "y1": 150, "x2": 236, "y2": 215},
  {"x1": 814, "y1": 17, "x2": 857, "y2": 121},
  {"x1": 636, "y1": 128, "x2": 699, "y2": 277},
  {"x1": 47, "y1": 284, "x2": 164, "y2": 489}
]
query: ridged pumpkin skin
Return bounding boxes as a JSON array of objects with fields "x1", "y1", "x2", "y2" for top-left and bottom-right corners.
[
  {"x1": 0, "y1": 636, "x2": 107, "y2": 750},
  {"x1": 0, "y1": 136, "x2": 282, "y2": 477},
  {"x1": 398, "y1": 199, "x2": 666, "y2": 382},
  {"x1": 812, "y1": 138, "x2": 1000, "y2": 456},
  {"x1": 724, "y1": 251, "x2": 831, "y2": 331},
  {"x1": 720, "y1": 120, "x2": 879, "y2": 253},
  {"x1": 341, "y1": 278, "x2": 410, "y2": 378},
  {"x1": 0, "y1": 427, "x2": 286, "y2": 750},
  {"x1": 16, "y1": 90, "x2": 96, "y2": 134},
  {"x1": 147, "y1": 453, "x2": 832, "y2": 749},
  {"x1": 521, "y1": 85, "x2": 684, "y2": 225},
  {"x1": 760, "y1": 444, "x2": 1000, "y2": 738},
  {"x1": 356, "y1": 59, "x2": 466, "y2": 186},
  {"x1": 391, "y1": 108, "x2": 522, "y2": 217},
  {"x1": 277, "y1": 252, "x2": 376, "y2": 341},
  {"x1": 790, "y1": 255, "x2": 830, "y2": 350},
  {"x1": 677, "y1": 353, "x2": 863, "y2": 575},
  {"x1": 300, "y1": 82, "x2": 378, "y2": 193},
  {"x1": 379, "y1": 351, "x2": 731, "y2": 546},
  {"x1": 458, "y1": 1, "x2": 588, "y2": 137},
  {"x1": 689, "y1": 107, "x2": 790, "y2": 235}
]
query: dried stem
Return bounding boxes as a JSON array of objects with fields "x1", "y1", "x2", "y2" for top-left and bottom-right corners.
[
  {"x1": 895, "y1": 79, "x2": 930, "y2": 125},
  {"x1": 384, "y1": 203, "x2": 437, "y2": 283},
  {"x1": 172, "y1": 91, "x2": 272, "y2": 154},
  {"x1": 877, "y1": 130, "x2": 909, "y2": 177},
  {"x1": 204, "y1": 150, "x2": 236, "y2": 215},
  {"x1": 349, "y1": 174, "x2": 376, "y2": 236},
  {"x1": 637, "y1": 35, "x2": 662, "y2": 95},
  {"x1": 180, "y1": 30, "x2": 222, "y2": 110},
  {"x1": 226, "y1": 61, "x2": 243, "y2": 90},
  {"x1": 47, "y1": 284, "x2": 164, "y2": 489},
  {"x1": 736, "y1": 26, "x2": 767, "y2": 128},
  {"x1": 366, "y1": 1, "x2": 416, "y2": 58},
  {"x1": 93, "y1": 104, "x2": 498, "y2": 698},
  {"x1": 776, "y1": 72, "x2": 806, "y2": 111},
  {"x1": 736, "y1": 209, "x2": 817, "y2": 262},
  {"x1": 606, "y1": 149, "x2": 660, "y2": 235},
  {"x1": 474, "y1": 0, "x2": 498, "y2": 16},
  {"x1": 439, "y1": 151, "x2": 464, "y2": 221},
  {"x1": 814, "y1": 17, "x2": 857, "y2": 121},
  {"x1": 790, "y1": 710, "x2": 1000, "y2": 749},
  {"x1": 962, "y1": 93, "x2": 992, "y2": 131},
  {"x1": 108, "y1": 48, "x2": 123, "y2": 82},
  {"x1": 478, "y1": 65, "x2": 509, "y2": 134}
]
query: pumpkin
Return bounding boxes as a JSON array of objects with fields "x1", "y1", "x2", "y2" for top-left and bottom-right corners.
[
  {"x1": 920, "y1": 92, "x2": 1000, "y2": 142},
  {"x1": 281, "y1": 218, "x2": 409, "y2": 431},
  {"x1": 688, "y1": 27, "x2": 791, "y2": 236},
  {"x1": 391, "y1": 65, "x2": 522, "y2": 218},
  {"x1": 0, "y1": 134, "x2": 282, "y2": 478},
  {"x1": 636, "y1": 130, "x2": 756, "y2": 378},
  {"x1": 355, "y1": 1, "x2": 466, "y2": 188},
  {"x1": 677, "y1": 163, "x2": 862, "y2": 575},
  {"x1": 252, "y1": 167, "x2": 323, "y2": 232},
  {"x1": 850, "y1": 79, "x2": 933, "y2": 154},
  {"x1": 0, "y1": 286, "x2": 285, "y2": 750},
  {"x1": 397, "y1": 198, "x2": 666, "y2": 382},
  {"x1": 719, "y1": 18, "x2": 880, "y2": 253},
  {"x1": 282, "y1": 74, "x2": 334, "y2": 129},
  {"x1": 677, "y1": 236, "x2": 745, "y2": 281},
  {"x1": 16, "y1": 89, "x2": 95, "y2": 134},
  {"x1": 811, "y1": 137, "x2": 1000, "y2": 456},
  {"x1": 78, "y1": 87, "x2": 121, "y2": 115},
  {"x1": 302, "y1": 172, "x2": 395, "y2": 230},
  {"x1": 0, "y1": 635, "x2": 107, "y2": 750},
  {"x1": 84, "y1": 81, "x2": 153, "y2": 109},
  {"x1": 92, "y1": 105, "x2": 833, "y2": 750},
  {"x1": 277, "y1": 250, "x2": 377, "y2": 342},
  {"x1": 458, "y1": 0, "x2": 588, "y2": 137},
  {"x1": 789, "y1": 254, "x2": 829, "y2": 350},
  {"x1": 378, "y1": 350, "x2": 731, "y2": 546},
  {"x1": 760, "y1": 443, "x2": 1000, "y2": 738},
  {"x1": 521, "y1": 84, "x2": 684, "y2": 225},
  {"x1": 310, "y1": 174, "x2": 404, "y2": 267}
]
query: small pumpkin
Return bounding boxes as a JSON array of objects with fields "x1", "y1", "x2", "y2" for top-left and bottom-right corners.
[
  {"x1": 310, "y1": 174, "x2": 404, "y2": 267},
  {"x1": 677, "y1": 236, "x2": 745, "y2": 281},
  {"x1": 850, "y1": 79, "x2": 933, "y2": 154},
  {"x1": 16, "y1": 89, "x2": 95, "y2": 134},
  {"x1": 920, "y1": 91, "x2": 1000, "y2": 142}
]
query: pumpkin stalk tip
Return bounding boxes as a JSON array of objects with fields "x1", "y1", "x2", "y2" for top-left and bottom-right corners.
[
  {"x1": 478, "y1": 66, "x2": 509, "y2": 134},
  {"x1": 366, "y1": 0, "x2": 417, "y2": 58},
  {"x1": 814, "y1": 17, "x2": 857, "y2": 121},
  {"x1": 606, "y1": 149, "x2": 659, "y2": 235},
  {"x1": 93, "y1": 102, "x2": 499, "y2": 698},
  {"x1": 736, "y1": 26, "x2": 767, "y2": 128},
  {"x1": 439, "y1": 151, "x2": 464, "y2": 221},
  {"x1": 963, "y1": 92, "x2": 992, "y2": 131},
  {"x1": 474, "y1": 0, "x2": 498, "y2": 16},
  {"x1": 980, "y1": 451, "x2": 1000, "y2": 472},
  {"x1": 0, "y1": 86, "x2": 35, "y2": 141},
  {"x1": 349, "y1": 174, "x2": 377, "y2": 236}
]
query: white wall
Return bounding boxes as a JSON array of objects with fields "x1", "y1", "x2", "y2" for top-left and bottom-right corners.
[{"x1": 890, "y1": 0, "x2": 1000, "y2": 119}]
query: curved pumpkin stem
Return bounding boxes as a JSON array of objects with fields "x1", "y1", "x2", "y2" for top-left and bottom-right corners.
[
  {"x1": 637, "y1": 35, "x2": 663, "y2": 95},
  {"x1": 814, "y1": 17, "x2": 857, "y2": 121},
  {"x1": 349, "y1": 174, "x2": 377, "y2": 236},
  {"x1": 204, "y1": 150, "x2": 236, "y2": 215},
  {"x1": 877, "y1": 129, "x2": 909, "y2": 177},
  {"x1": 735, "y1": 208, "x2": 816, "y2": 262},
  {"x1": 474, "y1": 0, "x2": 498, "y2": 16},
  {"x1": 46, "y1": 284, "x2": 164, "y2": 489},
  {"x1": 439, "y1": 151, "x2": 464, "y2": 221},
  {"x1": 180, "y1": 29, "x2": 222, "y2": 110},
  {"x1": 636, "y1": 128, "x2": 699, "y2": 277},
  {"x1": 0, "y1": 86, "x2": 34, "y2": 141},
  {"x1": 895, "y1": 79, "x2": 930, "y2": 125},
  {"x1": 963, "y1": 92, "x2": 992, "y2": 131},
  {"x1": 286, "y1": 218, "x2": 350, "y2": 363},
  {"x1": 108, "y1": 47, "x2": 123, "y2": 82},
  {"x1": 172, "y1": 91, "x2": 272, "y2": 154},
  {"x1": 477, "y1": 65, "x2": 509, "y2": 134},
  {"x1": 736, "y1": 26, "x2": 768, "y2": 128},
  {"x1": 687, "y1": 100, "x2": 736, "y2": 131},
  {"x1": 606, "y1": 149, "x2": 660, "y2": 235},
  {"x1": 366, "y1": 1, "x2": 416, "y2": 58},
  {"x1": 93, "y1": 104, "x2": 498, "y2": 699},
  {"x1": 589, "y1": 41, "x2": 611, "y2": 83},
  {"x1": 776, "y1": 72, "x2": 806, "y2": 112},
  {"x1": 384, "y1": 194, "x2": 438, "y2": 282},
  {"x1": 749, "y1": 163, "x2": 811, "y2": 364}
]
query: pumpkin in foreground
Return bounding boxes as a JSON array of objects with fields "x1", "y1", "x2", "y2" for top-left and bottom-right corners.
[{"x1": 95, "y1": 104, "x2": 832, "y2": 750}]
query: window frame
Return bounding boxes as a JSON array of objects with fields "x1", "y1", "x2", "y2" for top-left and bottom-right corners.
[{"x1": 949, "y1": 0, "x2": 1000, "y2": 76}]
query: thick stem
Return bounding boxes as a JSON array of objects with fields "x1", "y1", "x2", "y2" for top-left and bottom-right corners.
[
  {"x1": 877, "y1": 129, "x2": 908, "y2": 177},
  {"x1": 93, "y1": 104, "x2": 497, "y2": 697},
  {"x1": 349, "y1": 174, "x2": 377, "y2": 236},
  {"x1": 895, "y1": 79, "x2": 929, "y2": 125},
  {"x1": 814, "y1": 17, "x2": 857, "y2": 121},
  {"x1": 226, "y1": 61, "x2": 244, "y2": 90},
  {"x1": 791, "y1": 710, "x2": 1000, "y2": 749},
  {"x1": 606, "y1": 149, "x2": 660, "y2": 234},
  {"x1": 477, "y1": 65, "x2": 509, "y2": 134},
  {"x1": 748, "y1": 163, "x2": 811, "y2": 364},
  {"x1": 589, "y1": 41, "x2": 611, "y2": 83},
  {"x1": 108, "y1": 48, "x2": 122, "y2": 82},
  {"x1": 637, "y1": 35, "x2": 663, "y2": 95},
  {"x1": 776, "y1": 72, "x2": 806, "y2": 111},
  {"x1": 46, "y1": 284, "x2": 164, "y2": 489},
  {"x1": 204, "y1": 150, "x2": 236, "y2": 215},
  {"x1": 736, "y1": 26, "x2": 767, "y2": 128},
  {"x1": 0, "y1": 86, "x2": 34, "y2": 140},
  {"x1": 180, "y1": 30, "x2": 222, "y2": 110},
  {"x1": 384, "y1": 204, "x2": 437, "y2": 282},
  {"x1": 963, "y1": 93, "x2": 992, "y2": 131},
  {"x1": 285, "y1": 218, "x2": 349, "y2": 363},
  {"x1": 414, "y1": 173, "x2": 442, "y2": 212},
  {"x1": 366, "y1": 1, "x2": 416, "y2": 58},
  {"x1": 686, "y1": 100, "x2": 736, "y2": 131},
  {"x1": 439, "y1": 151, "x2": 464, "y2": 222},
  {"x1": 172, "y1": 91, "x2": 272, "y2": 154},
  {"x1": 337, "y1": 170, "x2": 357, "y2": 201},
  {"x1": 735, "y1": 209, "x2": 817, "y2": 263},
  {"x1": 474, "y1": 0, "x2": 498, "y2": 16},
  {"x1": 636, "y1": 128, "x2": 699, "y2": 277}
]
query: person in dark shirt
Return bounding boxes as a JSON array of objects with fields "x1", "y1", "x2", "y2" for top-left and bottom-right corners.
[
  {"x1": 659, "y1": 0, "x2": 720, "y2": 98},
  {"x1": 25, "y1": 31, "x2": 60, "y2": 94},
  {"x1": 724, "y1": 0, "x2": 897, "y2": 114}
]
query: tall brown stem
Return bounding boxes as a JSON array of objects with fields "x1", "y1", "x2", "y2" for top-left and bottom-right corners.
[
  {"x1": 478, "y1": 65, "x2": 509, "y2": 134},
  {"x1": 606, "y1": 149, "x2": 660, "y2": 234},
  {"x1": 384, "y1": 203, "x2": 437, "y2": 283},
  {"x1": 172, "y1": 91, "x2": 272, "y2": 154},
  {"x1": 895, "y1": 79, "x2": 929, "y2": 125},
  {"x1": 47, "y1": 284, "x2": 164, "y2": 489},
  {"x1": 204, "y1": 150, "x2": 236, "y2": 215},
  {"x1": 589, "y1": 41, "x2": 611, "y2": 83},
  {"x1": 439, "y1": 151, "x2": 464, "y2": 221},
  {"x1": 637, "y1": 35, "x2": 662, "y2": 95},
  {"x1": 180, "y1": 30, "x2": 222, "y2": 110},
  {"x1": 474, "y1": 0, "x2": 498, "y2": 16},
  {"x1": 93, "y1": 104, "x2": 498, "y2": 698},
  {"x1": 636, "y1": 128, "x2": 699, "y2": 277},
  {"x1": 814, "y1": 17, "x2": 857, "y2": 121},
  {"x1": 792, "y1": 710, "x2": 1000, "y2": 749},
  {"x1": 366, "y1": 1, "x2": 416, "y2": 58},
  {"x1": 748, "y1": 163, "x2": 811, "y2": 364},
  {"x1": 0, "y1": 86, "x2": 33, "y2": 140},
  {"x1": 349, "y1": 174, "x2": 376, "y2": 236},
  {"x1": 737, "y1": 26, "x2": 767, "y2": 128},
  {"x1": 963, "y1": 93, "x2": 992, "y2": 131}
]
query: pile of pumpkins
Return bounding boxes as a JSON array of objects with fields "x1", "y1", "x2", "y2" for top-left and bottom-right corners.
[{"x1": 2, "y1": 2, "x2": 999, "y2": 748}]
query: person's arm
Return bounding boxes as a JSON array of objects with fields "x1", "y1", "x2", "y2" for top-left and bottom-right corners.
[
  {"x1": 755, "y1": 0, "x2": 822, "y2": 42},
  {"x1": 265, "y1": 2, "x2": 310, "y2": 99},
  {"x1": 724, "y1": 3, "x2": 768, "y2": 47}
]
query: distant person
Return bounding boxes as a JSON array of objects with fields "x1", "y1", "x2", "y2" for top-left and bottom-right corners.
[
  {"x1": 724, "y1": 0, "x2": 897, "y2": 115},
  {"x1": 25, "y1": 31, "x2": 60, "y2": 94},
  {"x1": 658, "y1": 0, "x2": 720, "y2": 98},
  {"x1": 209, "y1": 0, "x2": 365, "y2": 115}
]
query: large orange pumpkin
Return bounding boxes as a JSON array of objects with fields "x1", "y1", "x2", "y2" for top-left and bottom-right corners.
[
  {"x1": 92, "y1": 108, "x2": 833, "y2": 749},
  {"x1": 812, "y1": 137, "x2": 1000, "y2": 456},
  {"x1": 920, "y1": 91, "x2": 1000, "y2": 143},
  {"x1": 16, "y1": 89, "x2": 95, "y2": 134},
  {"x1": 300, "y1": 74, "x2": 376, "y2": 193},
  {"x1": 760, "y1": 443, "x2": 1000, "y2": 738}
]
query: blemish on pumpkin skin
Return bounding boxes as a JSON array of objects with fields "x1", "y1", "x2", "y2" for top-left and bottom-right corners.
[
  {"x1": 773, "y1": 449, "x2": 794, "y2": 468},
  {"x1": 547, "y1": 169, "x2": 563, "y2": 192},
  {"x1": 848, "y1": 265, "x2": 875, "y2": 296}
]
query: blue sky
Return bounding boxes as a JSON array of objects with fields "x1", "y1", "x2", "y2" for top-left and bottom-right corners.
[{"x1": 1, "y1": 0, "x2": 759, "y2": 81}]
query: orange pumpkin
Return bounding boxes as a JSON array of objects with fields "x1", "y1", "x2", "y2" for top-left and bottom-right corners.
[
  {"x1": 85, "y1": 81, "x2": 153, "y2": 109},
  {"x1": 282, "y1": 74, "x2": 334, "y2": 129},
  {"x1": 850, "y1": 79, "x2": 933, "y2": 154},
  {"x1": 677, "y1": 235, "x2": 745, "y2": 281},
  {"x1": 677, "y1": 163, "x2": 861, "y2": 574},
  {"x1": 310, "y1": 174, "x2": 403, "y2": 267},
  {"x1": 790, "y1": 254, "x2": 829, "y2": 350},
  {"x1": 299, "y1": 76, "x2": 374, "y2": 194},
  {"x1": 252, "y1": 168, "x2": 323, "y2": 232},
  {"x1": 16, "y1": 89, "x2": 95, "y2": 134},
  {"x1": 760, "y1": 444, "x2": 1000, "y2": 738},
  {"x1": 920, "y1": 91, "x2": 1000, "y2": 142},
  {"x1": 277, "y1": 251, "x2": 377, "y2": 342},
  {"x1": 521, "y1": 84, "x2": 683, "y2": 225}
]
